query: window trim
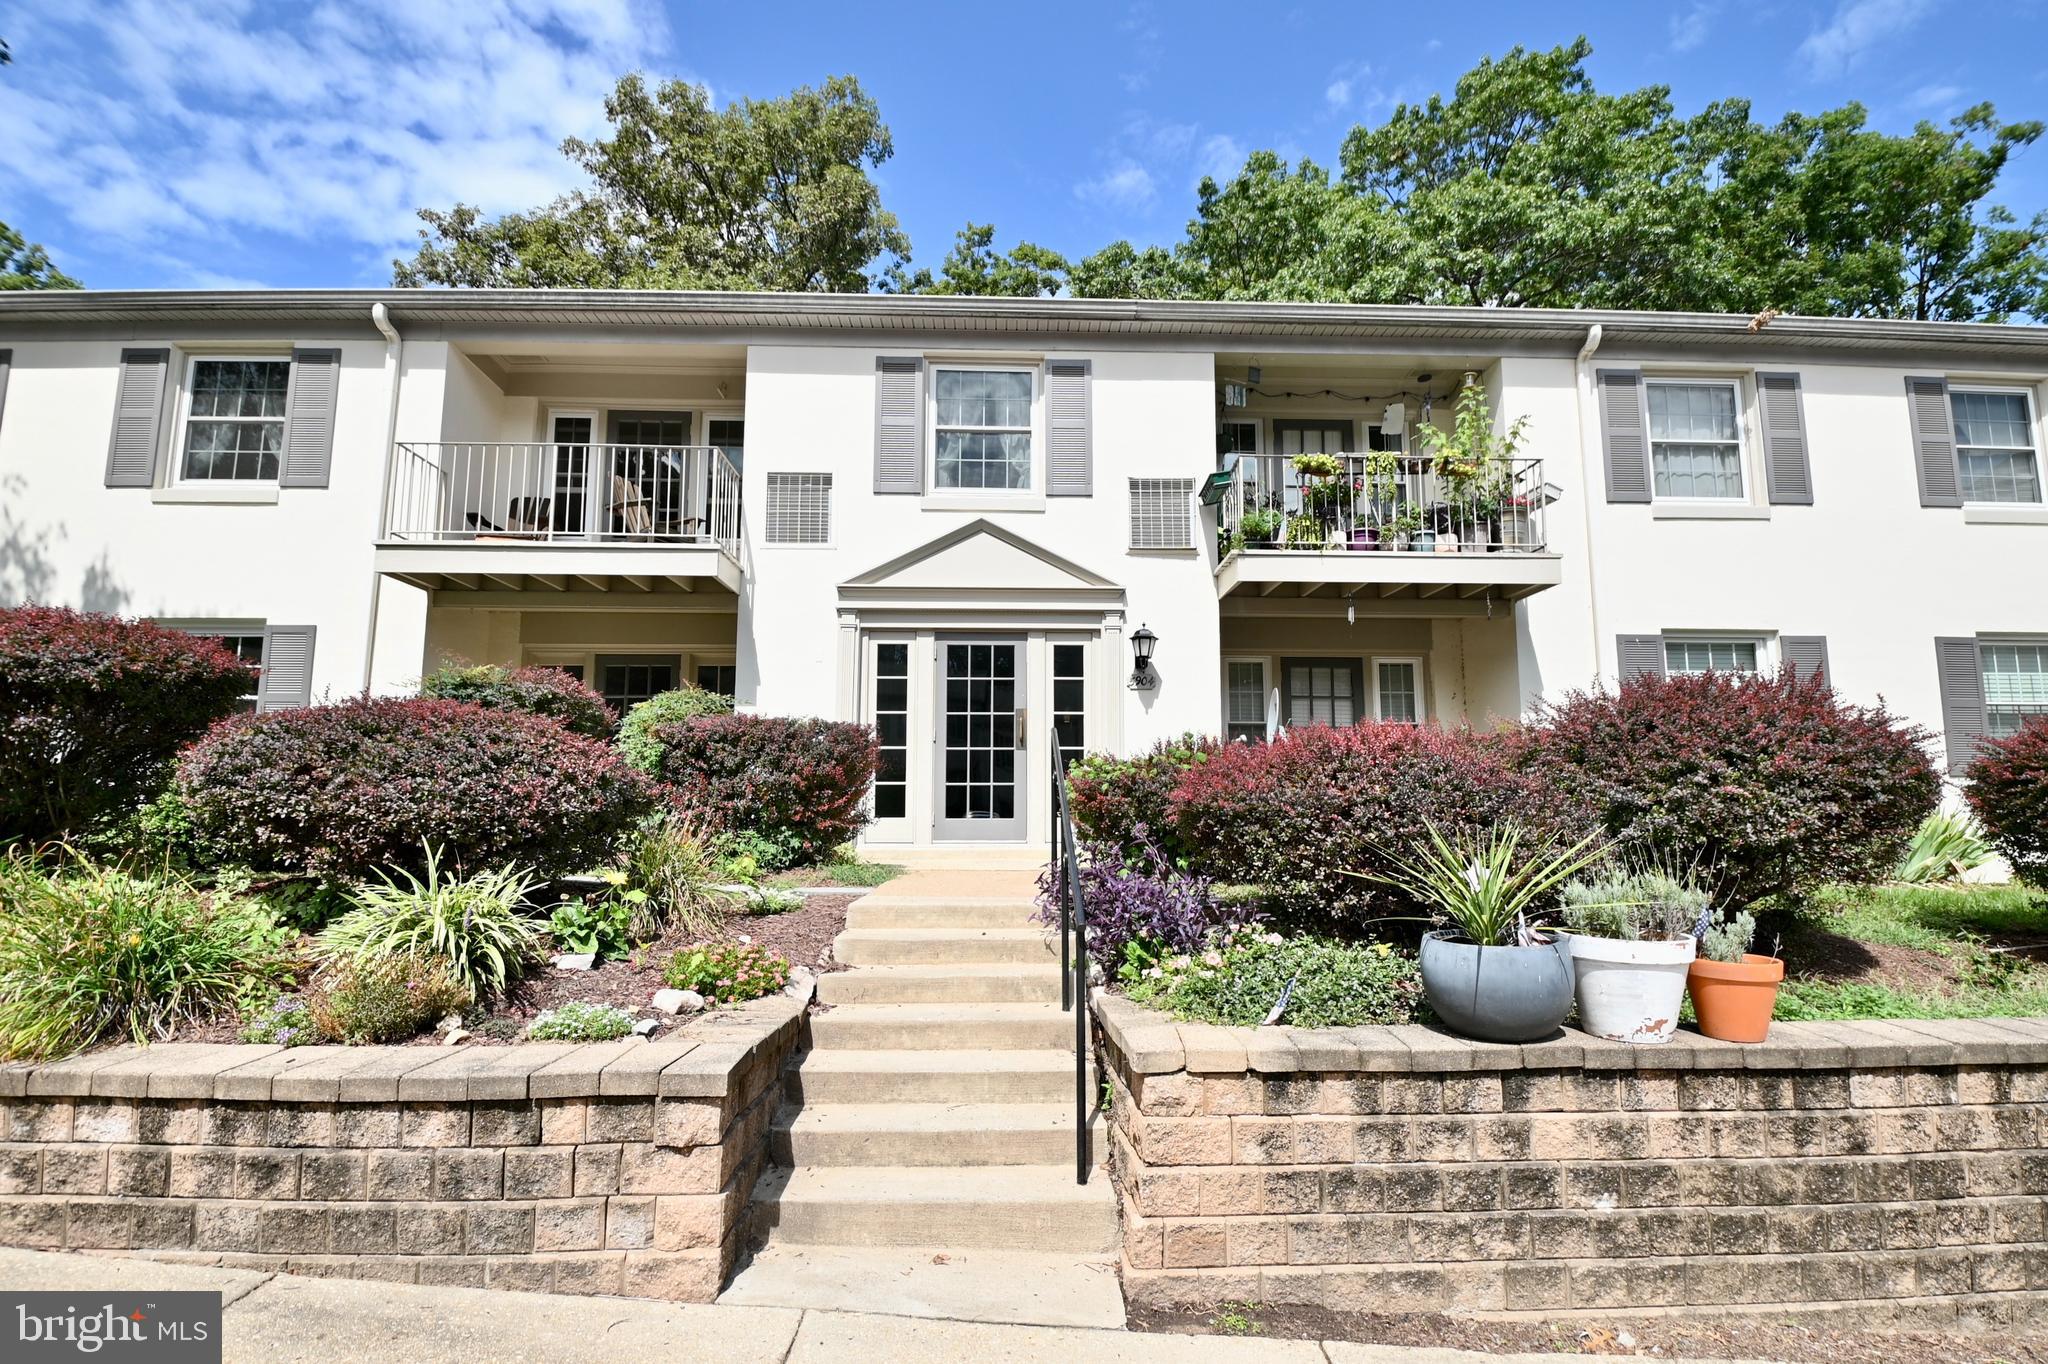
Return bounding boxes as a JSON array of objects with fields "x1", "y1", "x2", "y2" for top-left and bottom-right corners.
[
  {"x1": 928, "y1": 362, "x2": 1040, "y2": 495},
  {"x1": 1979, "y1": 636, "x2": 2048, "y2": 739},
  {"x1": 173, "y1": 353, "x2": 293, "y2": 487},
  {"x1": 1370, "y1": 656, "x2": 1425, "y2": 724},
  {"x1": 1661, "y1": 633, "x2": 1774, "y2": 677},
  {"x1": 1644, "y1": 376, "x2": 1750, "y2": 504},
  {"x1": 1222, "y1": 655, "x2": 1269, "y2": 742},
  {"x1": 865, "y1": 632, "x2": 916, "y2": 834},
  {"x1": 1949, "y1": 383, "x2": 2044, "y2": 507}
]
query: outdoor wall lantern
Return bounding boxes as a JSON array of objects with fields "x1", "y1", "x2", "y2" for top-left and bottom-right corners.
[{"x1": 1129, "y1": 624, "x2": 1159, "y2": 691}]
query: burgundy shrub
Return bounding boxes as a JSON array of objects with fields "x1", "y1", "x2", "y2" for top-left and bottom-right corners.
[
  {"x1": 1968, "y1": 716, "x2": 2048, "y2": 880},
  {"x1": 653, "y1": 713, "x2": 880, "y2": 865},
  {"x1": 1064, "y1": 732, "x2": 1223, "y2": 865},
  {"x1": 0, "y1": 605, "x2": 256, "y2": 844},
  {"x1": 177, "y1": 697, "x2": 655, "y2": 882},
  {"x1": 1167, "y1": 722, "x2": 1579, "y2": 923},
  {"x1": 1522, "y1": 669, "x2": 1939, "y2": 907}
]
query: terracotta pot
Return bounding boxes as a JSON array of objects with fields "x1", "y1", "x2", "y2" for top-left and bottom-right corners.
[{"x1": 1686, "y1": 953, "x2": 1785, "y2": 1043}]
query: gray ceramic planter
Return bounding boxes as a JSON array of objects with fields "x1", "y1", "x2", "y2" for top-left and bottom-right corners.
[{"x1": 1418, "y1": 930, "x2": 1575, "y2": 1043}]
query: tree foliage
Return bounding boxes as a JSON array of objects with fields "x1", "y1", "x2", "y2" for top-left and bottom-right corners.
[{"x1": 885, "y1": 223, "x2": 1067, "y2": 297}]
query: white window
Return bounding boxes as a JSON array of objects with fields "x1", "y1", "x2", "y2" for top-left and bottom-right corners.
[
  {"x1": 1665, "y1": 637, "x2": 1764, "y2": 676},
  {"x1": 1129, "y1": 478, "x2": 1195, "y2": 550},
  {"x1": 1375, "y1": 658, "x2": 1422, "y2": 723},
  {"x1": 180, "y1": 357, "x2": 289, "y2": 482},
  {"x1": 1647, "y1": 380, "x2": 1744, "y2": 500},
  {"x1": 764, "y1": 472, "x2": 832, "y2": 544},
  {"x1": 1982, "y1": 641, "x2": 2048, "y2": 738},
  {"x1": 934, "y1": 367, "x2": 1033, "y2": 490},
  {"x1": 193, "y1": 629, "x2": 264, "y2": 711},
  {"x1": 1951, "y1": 389, "x2": 2043, "y2": 505},
  {"x1": 1052, "y1": 642, "x2": 1086, "y2": 770},
  {"x1": 1224, "y1": 658, "x2": 1268, "y2": 742},
  {"x1": 870, "y1": 640, "x2": 911, "y2": 819}
]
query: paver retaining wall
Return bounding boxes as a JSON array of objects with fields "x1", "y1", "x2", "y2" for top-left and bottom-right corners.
[
  {"x1": 0, "y1": 993, "x2": 804, "y2": 1301},
  {"x1": 1095, "y1": 995, "x2": 2048, "y2": 1326}
]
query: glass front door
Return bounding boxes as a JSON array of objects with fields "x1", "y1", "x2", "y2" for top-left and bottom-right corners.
[{"x1": 933, "y1": 637, "x2": 1027, "y2": 842}]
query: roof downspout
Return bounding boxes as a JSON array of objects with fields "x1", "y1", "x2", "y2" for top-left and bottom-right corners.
[
  {"x1": 361, "y1": 303, "x2": 404, "y2": 694},
  {"x1": 1573, "y1": 324, "x2": 1605, "y2": 684}
]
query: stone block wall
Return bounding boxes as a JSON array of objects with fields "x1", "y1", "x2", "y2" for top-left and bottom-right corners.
[
  {"x1": 0, "y1": 995, "x2": 804, "y2": 1300},
  {"x1": 1096, "y1": 996, "x2": 2048, "y2": 1326}
]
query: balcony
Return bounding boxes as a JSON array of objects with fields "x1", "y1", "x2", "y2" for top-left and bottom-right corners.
[
  {"x1": 376, "y1": 441, "x2": 743, "y2": 594},
  {"x1": 1214, "y1": 452, "x2": 1562, "y2": 603}
]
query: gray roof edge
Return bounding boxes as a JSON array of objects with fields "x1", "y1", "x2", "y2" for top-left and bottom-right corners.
[{"x1": 3, "y1": 287, "x2": 2048, "y2": 355}]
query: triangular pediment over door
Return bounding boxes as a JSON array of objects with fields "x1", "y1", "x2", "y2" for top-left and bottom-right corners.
[{"x1": 838, "y1": 519, "x2": 1124, "y2": 613}]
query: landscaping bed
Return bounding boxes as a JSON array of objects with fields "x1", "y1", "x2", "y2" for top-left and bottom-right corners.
[{"x1": 1771, "y1": 883, "x2": 2048, "y2": 1021}]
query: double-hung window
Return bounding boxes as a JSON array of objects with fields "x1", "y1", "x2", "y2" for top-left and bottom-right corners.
[
  {"x1": 934, "y1": 367, "x2": 1033, "y2": 490},
  {"x1": 1950, "y1": 389, "x2": 2043, "y2": 505},
  {"x1": 1982, "y1": 641, "x2": 2048, "y2": 738},
  {"x1": 1664, "y1": 637, "x2": 1763, "y2": 676},
  {"x1": 1646, "y1": 380, "x2": 1744, "y2": 500},
  {"x1": 1224, "y1": 659, "x2": 1268, "y2": 742},
  {"x1": 180, "y1": 358, "x2": 290, "y2": 482},
  {"x1": 1375, "y1": 659, "x2": 1422, "y2": 723}
]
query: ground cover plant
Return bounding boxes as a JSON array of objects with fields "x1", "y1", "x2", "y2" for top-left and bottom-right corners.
[
  {"x1": 419, "y1": 662, "x2": 616, "y2": 738},
  {"x1": 662, "y1": 940, "x2": 790, "y2": 1006},
  {"x1": 526, "y1": 1001, "x2": 636, "y2": 1041},
  {"x1": 302, "y1": 953, "x2": 473, "y2": 1045},
  {"x1": 1768, "y1": 882, "x2": 2048, "y2": 1020},
  {"x1": 1128, "y1": 931, "x2": 1425, "y2": 1028}
]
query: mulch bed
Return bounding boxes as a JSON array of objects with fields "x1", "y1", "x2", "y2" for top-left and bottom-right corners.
[{"x1": 1129, "y1": 1303, "x2": 2048, "y2": 1363}]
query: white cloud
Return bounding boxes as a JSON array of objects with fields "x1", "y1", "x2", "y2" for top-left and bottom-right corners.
[
  {"x1": 1797, "y1": 0, "x2": 1932, "y2": 79},
  {"x1": 1196, "y1": 134, "x2": 1247, "y2": 185},
  {"x1": 1073, "y1": 161, "x2": 1157, "y2": 211},
  {"x1": 1669, "y1": 2, "x2": 1716, "y2": 52},
  {"x1": 1325, "y1": 78, "x2": 1353, "y2": 109},
  {"x1": 1423, "y1": 39, "x2": 1443, "y2": 53},
  {"x1": 1322, "y1": 60, "x2": 1374, "y2": 115},
  {"x1": 0, "y1": 0, "x2": 676, "y2": 283},
  {"x1": 1905, "y1": 82, "x2": 1964, "y2": 110}
]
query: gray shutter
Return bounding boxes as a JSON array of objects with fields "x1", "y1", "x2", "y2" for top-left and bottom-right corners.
[
  {"x1": 1617, "y1": 634, "x2": 1666, "y2": 683},
  {"x1": 1906, "y1": 377, "x2": 1962, "y2": 508},
  {"x1": 1046, "y1": 359, "x2": 1093, "y2": 496},
  {"x1": 105, "y1": 348, "x2": 170, "y2": 488},
  {"x1": 1597, "y1": 369, "x2": 1651, "y2": 503},
  {"x1": 1781, "y1": 635, "x2": 1830, "y2": 685},
  {"x1": 281, "y1": 348, "x2": 341, "y2": 488},
  {"x1": 1757, "y1": 372, "x2": 1813, "y2": 505},
  {"x1": 0, "y1": 350, "x2": 11, "y2": 436},
  {"x1": 1934, "y1": 637, "x2": 1987, "y2": 774},
  {"x1": 873, "y1": 356, "x2": 924, "y2": 494},
  {"x1": 258, "y1": 625, "x2": 316, "y2": 712}
]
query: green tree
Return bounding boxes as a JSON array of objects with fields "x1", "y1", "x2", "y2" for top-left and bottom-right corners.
[
  {"x1": 888, "y1": 223, "x2": 1068, "y2": 296},
  {"x1": 396, "y1": 74, "x2": 909, "y2": 291}
]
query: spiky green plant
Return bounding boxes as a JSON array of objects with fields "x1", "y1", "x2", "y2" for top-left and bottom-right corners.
[
  {"x1": 1356, "y1": 820, "x2": 1608, "y2": 947},
  {"x1": 317, "y1": 844, "x2": 544, "y2": 997},
  {"x1": 1893, "y1": 811, "x2": 1995, "y2": 885}
]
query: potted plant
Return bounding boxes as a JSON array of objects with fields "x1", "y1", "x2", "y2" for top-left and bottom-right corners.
[
  {"x1": 1284, "y1": 512, "x2": 1326, "y2": 547},
  {"x1": 1239, "y1": 505, "x2": 1282, "y2": 548},
  {"x1": 1386, "y1": 505, "x2": 1423, "y2": 552},
  {"x1": 1430, "y1": 503, "x2": 1461, "y2": 553},
  {"x1": 1558, "y1": 870, "x2": 1703, "y2": 1044},
  {"x1": 1417, "y1": 372, "x2": 1531, "y2": 553},
  {"x1": 1499, "y1": 492, "x2": 1538, "y2": 551},
  {"x1": 1687, "y1": 908, "x2": 1783, "y2": 1043},
  {"x1": 1358, "y1": 820, "x2": 1606, "y2": 1043},
  {"x1": 1293, "y1": 452, "x2": 1349, "y2": 539}
]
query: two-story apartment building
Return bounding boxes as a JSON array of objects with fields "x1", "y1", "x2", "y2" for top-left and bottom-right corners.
[{"x1": 1, "y1": 291, "x2": 2043, "y2": 851}]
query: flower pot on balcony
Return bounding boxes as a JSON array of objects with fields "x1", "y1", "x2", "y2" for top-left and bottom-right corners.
[
  {"x1": 1347, "y1": 526, "x2": 1377, "y2": 552},
  {"x1": 1687, "y1": 954, "x2": 1785, "y2": 1043},
  {"x1": 1568, "y1": 933, "x2": 1696, "y2": 1044},
  {"x1": 1501, "y1": 505, "x2": 1536, "y2": 551},
  {"x1": 1419, "y1": 930, "x2": 1575, "y2": 1043}
]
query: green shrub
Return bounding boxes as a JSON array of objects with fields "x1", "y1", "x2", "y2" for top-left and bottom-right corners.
[
  {"x1": 420, "y1": 663, "x2": 616, "y2": 738},
  {"x1": 548, "y1": 893, "x2": 632, "y2": 961},
  {"x1": 662, "y1": 941, "x2": 790, "y2": 1006},
  {"x1": 239, "y1": 996, "x2": 317, "y2": 1048},
  {"x1": 303, "y1": 954, "x2": 473, "y2": 1044},
  {"x1": 1129, "y1": 932, "x2": 1424, "y2": 1028},
  {"x1": 617, "y1": 687, "x2": 734, "y2": 774},
  {"x1": 317, "y1": 847, "x2": 546, "y2": 997},
  {"x1": 0, "y1": 856, "x2": 291, "y2": 1059},
  {"x1": 713, "y1": 828, "x2": 806, "y2": 875},
  {"x1": 528, "y1": 1001, "x2": 637, "y2": 1041},
  {"x1": 1893, "y1": 810, "x2": 1996, "y2": 884}
]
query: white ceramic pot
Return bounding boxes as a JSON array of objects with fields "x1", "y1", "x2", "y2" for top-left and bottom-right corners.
[{"x1": 1568, "y1": 934, "x2": 1697, "y2": 1044}]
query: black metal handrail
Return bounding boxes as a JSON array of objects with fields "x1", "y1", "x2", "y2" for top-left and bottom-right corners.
[{"x1": 1049, "y1": 725, "x2": 1091, "y2": 1185}]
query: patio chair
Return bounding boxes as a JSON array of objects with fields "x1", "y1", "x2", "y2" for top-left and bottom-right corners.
[{"x1": 465, "y1": 497, "x2": 552, "y2": 538}]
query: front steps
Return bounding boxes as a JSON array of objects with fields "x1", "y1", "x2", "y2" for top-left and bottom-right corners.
[{"x1": 722, "y1": 875, "x2": 1121, "y2": 1329}]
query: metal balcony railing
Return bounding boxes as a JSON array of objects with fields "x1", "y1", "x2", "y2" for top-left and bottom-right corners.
[
  {"x1": 382, "y1": 442, "x2": 742, "y2": 558},
  {"x1": 1218, "y1": 453, "x2": 1548, "y2": 556}
]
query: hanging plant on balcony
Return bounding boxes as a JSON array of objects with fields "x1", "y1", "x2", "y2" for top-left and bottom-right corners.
[
  {"x1": 1290, "y1": 452, "x2": 1346, "y2": 481},
  {"x1": 1417, "y1": 372, "x2": 1531, "y2": 553}
]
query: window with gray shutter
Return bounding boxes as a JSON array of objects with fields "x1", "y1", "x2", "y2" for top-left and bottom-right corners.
[
  {"x1": 1617, "y1": 634, "x2": 1666, "y2": 682},
  {"x1": 1781, "y1": 635, "x2": 1830, "y2": 685},
  {"x1": 873, "y1": 356, "x2": 924, "y2": 494},
  {"x1": 1906, "y1": 377, "x2": 1963, "y2": 508},
  {"x1": 764, "y1": 472, "x2": 832, "y2": 544},
  {"x1": 1597, "y1": 369, "x2": 1651, "y2": 503},
  {"x1": 1934, "y1": 637, "x2": 1988, "y2": 773},
  {"x1": 1046, "y1": 359, "x2": 1092, "y2": 496},
  {"x1": 1757, "y1": 372, "x2": 1814, "y2": 505},
  {"x1": 257, "y1": 625, "x2": 316, "y2": 712},
  {"x1": 282, "y1": 347, "x2": 340, "y2": 488},
  {"x1": 1128, "y1": 477, "x2": 1194, "y2": 550},
  {"x1": 105, "y1": 348, "x2": 170, "y2": 487}
]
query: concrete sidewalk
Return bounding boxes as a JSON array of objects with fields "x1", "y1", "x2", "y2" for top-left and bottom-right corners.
[{"x1": 0, "y1": 1249, "x2": 1759, "y2": 1364}]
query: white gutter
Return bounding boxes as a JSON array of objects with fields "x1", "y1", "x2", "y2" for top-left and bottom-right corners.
[
  {"x1": 361, "y1": 303, "x2": 403, "y2": 694},
  {"x1": 1573, "y1": 324, "x2": 1605, "y2": 683}
]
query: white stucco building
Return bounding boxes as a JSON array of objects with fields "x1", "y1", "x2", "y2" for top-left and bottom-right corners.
[{"x1": 1, "y1": 291, "x2": 2042, "y2": 849}]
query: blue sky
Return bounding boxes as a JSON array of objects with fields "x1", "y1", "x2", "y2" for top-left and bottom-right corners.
[{"x1": 4, "y1": 0, "x2": 2048, "y2": 291}]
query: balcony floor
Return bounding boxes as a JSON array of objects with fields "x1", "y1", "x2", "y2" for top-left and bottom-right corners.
[
  {"x1": 1216, "y1": 547, "x2": 1562, "y2": 601},
  {"x1": 374, "y1": 539, "x2": 742, "y2": 595}
]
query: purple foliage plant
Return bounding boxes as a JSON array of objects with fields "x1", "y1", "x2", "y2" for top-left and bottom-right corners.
[{"x1": 1037, "y1": 823, "x2": 1259, "y2": 972}]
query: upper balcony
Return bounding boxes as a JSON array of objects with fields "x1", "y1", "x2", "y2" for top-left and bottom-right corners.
[
  {"x1": 1214, "y1": 451, "x2": 1562, "y2": 602},
  {"x1": 376, "y1": 440, "x2": 743, "y2": 594}
]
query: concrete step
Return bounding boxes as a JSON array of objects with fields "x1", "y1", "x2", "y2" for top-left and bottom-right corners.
[
  {"x1": 768, "y1": 1102, "x2": 1106, "y2": 1167},
  {"x1": 845, "y1": 897, "x2": 1043, "y2": 931},
  {"x1": 807, "y1": 1003, "x2": 1077, "y2": 1051},
  {"x1": 717, "y1": 1244, "x2": 1125, "y2": 1328},
  {"x1": 747, "y1": 1164, "x2": 1118, "y2": 1253},
  {"x1": 832, "y1": 927, "x2": 1058, "y2": 966},
  {"x1": 786, "y1": 1049, "x2": 1087, "y2": 1105},
  {"x1": 816, "y1": 965, "x2": 1062, "y2": 1006}
]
